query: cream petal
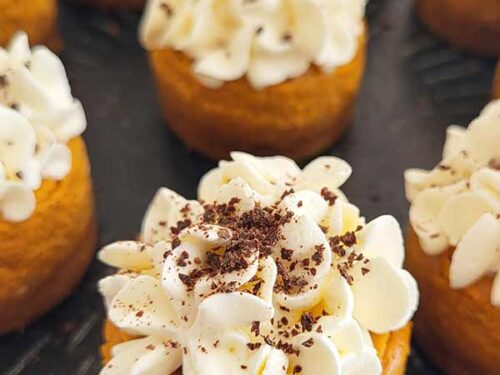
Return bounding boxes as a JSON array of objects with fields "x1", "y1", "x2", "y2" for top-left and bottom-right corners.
[
  {"x1": 40, "y1": 143, "x2": 71, "y2": 180},
  {"x1": 341, "y1": 201, "x2": 364, "y2": 234},
  {"x1": 274, "y1": 283, "x2": 323, "y2": 311},
  {"x1": 404, "y1": 168, "x2": 431, "y2": 202},
  {"x1": 480, "y1": 98, "x2": 500, "y2": 117},
  {"x1": 192, "y1": 292, "x2": 274, "y2": 335},
  {"x1": 0, "y1": 106, "x2": 36, "y2": 173},
  {"x1": 251, "y1": 256, "x2": 277, "y2": 304},
  {"x1": 0, "y1": 181, "x2": 36, "y2": 222},
  {"x1": 323, "y1": 272, "x2": 354, "y2": 320},
  {"x1": 7, "y1": 32, "x2": 31, "y2": 63},
  {"x1": 194, "y1": 257, "x2": 259, "y2": 302},
  {"x1": 248, "y1": 50, "x2": 310, "y2": 90},
  {"x1": 194, "y1": 25, "x2": 253, "y2": 82},
  {"x1": 99, "y1": 274, "x2": 133, "y2": 310},
  {"x1": 437, "y1": 192, "x2": 493, "y2": 246},
  {"x1": 409, "y1": 187, "x2": 452, "y2": 255},
  {"x1": 442, "y1": 125, "x2": 466, "y2": 159},
  {"x1": 101, "y1": 336, "x2": 182, "y2": 375},
  {"x1": 357, "y1": 215, "x2": 404, "y2": 268},
  {"x1": 141, "y1": 187, "x2": 202, "y2": 244},
  {"x1": 463, "y1": 105, "x2": 500, "y2": 165},
  {"x1": 296, "y1": 156, "x2": 352, "y2": 192},
  {"x1": 449, "y1": 213, "x2": 499, "y2": 288},
  {"x1": 198, "y1": 168, "x2": 223, "y2": 203},
  {"x1": 30, "y1": 47, "x2": 72, "y2": 103},
  {"x1": 261, "y1": 348, "x2": 288, "y2": 375},
  {"x1": 186, "y1": 331, "x2": 252, "y2": 375},
  {"x1": 19, "y1": 159, "x2": 41, "y2": 190},
  {"x1": 292, "y1": 333, "x2": 341, "y2": 375},
  {"x1": 279, "y1": 190, "x2": 328, "y2": 224},
  {"x1": 216, "y1": 177, "x2": 258, "y2": 213},
  {"x1": 351, "y1": 258, "x2": 418, "y2": 333},
  {"x1": 99, "y1": 241, "x2": 154, "y2": 271},
  {"x1": 278, "y1": 214, "x2": 327, "y2": 259},
  {"x1": 317, "y1": 316, "x2": 365, "y2": 355},
  {"x1": 322, "y1": 201, "x2": 343, "y2": 237},
  {"x1": 179, "y1": 224, "x2": 233, "y2": 249},
  {"x1": 470, "y1": 168, "x2": 500, "y2": 212},
  {"x1": 109, "y1": 275, "x2": 179, "y2": 337},
  {"x1": 340, "y1": 349, "x2": 382, "y2": 375},
  {"x1": 219, "y1": 160, "x2": 277, "y2": 197}
]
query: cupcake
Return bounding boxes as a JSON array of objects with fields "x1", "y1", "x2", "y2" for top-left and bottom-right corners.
[
  {"x1": 139, "y1": 0, "x2": 367, "y2": 160},
  {"x1": 405, "y1": 100, "x2": 500, "y2": 375},
  {"x1": 98, "y1": 153, "x2": 419, "y2": 374},
  {"x1": 0, "y1": 0, "x2": 58, "y2": 48},
  {"x1": 416, "y1": 0, "x2": 500, "y2": 56},
  {"x1": 0, "y1": 33, "x2": 96, "y2": 333}
]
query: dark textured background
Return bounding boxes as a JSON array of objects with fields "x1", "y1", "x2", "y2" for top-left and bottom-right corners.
[{"x1": 0, "y1": 0, "x2": 496, "y2": 373}]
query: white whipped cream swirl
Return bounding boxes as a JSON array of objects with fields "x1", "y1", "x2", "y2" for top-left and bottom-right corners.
[
  {"x1": 405, "y1": 99, "x2": 500, "y2": 306},
  {"x1": 99, "y1": 152, "x2": 418, "y2": 375},
  {"x1": 140, "y1": 0, "x2": 366, "y2": 89},
  {"x1": 0, "y1": 32, "x2": 86, "y2": 222}
]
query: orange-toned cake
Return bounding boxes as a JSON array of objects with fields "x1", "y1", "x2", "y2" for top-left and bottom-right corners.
[
  {"x1": 0, "y1": 0, "x2": 58, "y2": 48},
  {"x1": 139, "y1": 0, "x2": 368, "y2": 160},
  {"x1": 405, "y1": 100, "x2": 500, "y2": 375},
  {"x1": 0, "y1": 33, "x2": 96, "y2": 332},
  {"x1": 416, "y1": 0, "x2": 500, "y2": 56},
  {"x1": 97, "y1": 153, "x2": 419, "y2": 374}
]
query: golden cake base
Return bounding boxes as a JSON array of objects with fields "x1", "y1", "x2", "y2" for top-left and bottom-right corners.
[
  {"x1": 417, "y1": 0, "x2": 500, "y2": 56},
  {"x1": 102, "y1": 319, "x2": 412, "y2": 375},
  {"x1": 149, "y1": 31, "x2": 367, "y2": 161},
  {"x1": 406, "y1": 226, "x2": 500, "y2": 375},
  {"x1": 0, "y1": 137, "x2": 97, "y2": 333},
  {"x1": 0, "y1": 0, "x2": 59, "y2": 49}
]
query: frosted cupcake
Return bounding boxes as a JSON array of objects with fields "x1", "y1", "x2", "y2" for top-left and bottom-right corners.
[
  {"x1": 0, "y1": 0, "x2": 58, "y2": 47},
  {"x1": 405, "y1": 100, "x2": 500, "y2": 375},
  {"x1": 0, "y1": 33, "x2": 96, "y2": 332},
  {"x1": 416, "y1": 0, "x2": 500, "y2": 56},
  {"x1": 139, "y1": 0, "x2": 367, "y2": 160},
  {"x1": 98, "y1": 153, "x2": 418, "y2": 374}
]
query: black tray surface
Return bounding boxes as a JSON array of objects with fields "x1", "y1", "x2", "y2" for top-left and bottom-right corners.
[{"x1": 0, "y1": 0, "x2": 496, "y2": 373}]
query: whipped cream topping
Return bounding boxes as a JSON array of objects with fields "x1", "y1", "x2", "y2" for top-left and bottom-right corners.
[
  {"x1": 405, "y1": 99, "x2": 500, "y2": 306},
  {"x1": 140, "y1": 0, "x2": 366, "y2": 89},
  {"x1": 0, "y1": 32, "x2": 86, "y2": 222},
  {"x1": 99, "y1": 152, "x2": 418, "y2": 375}
]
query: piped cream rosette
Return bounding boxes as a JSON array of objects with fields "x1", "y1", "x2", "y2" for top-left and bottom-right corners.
[
  {"x1": 99, "y1": 153, "x2": 418, "y2": 375},
  {"x1": 405, "y1": 99, "x2": 500, "y2": 306},
  {"x1": 0, "y1": 32, "x2": 86, "y2": 222},
  {"x1": 140, "y1": 0, "x2": 367, "y2": 89}
]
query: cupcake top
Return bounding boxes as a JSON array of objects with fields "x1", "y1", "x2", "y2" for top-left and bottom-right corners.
[
  {"x1": 140, "y1": 0, "x2": 366, "y2": 89},
  {"x1": 405, "y1": 99, "x2": 500, "y2": 306},
  {"x1": 99, "y1": 153, "x2": 418, "y2": 375},
  {"x1": 0, "y1": 33, "x2": 86, "y2": 222}
]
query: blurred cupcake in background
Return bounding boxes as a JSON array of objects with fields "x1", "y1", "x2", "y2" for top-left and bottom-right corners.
[
  {"x1": 416, "y1": 0, "x2": 500, "y2": 56},
  {"x1": 0, "y1": 33, "x2": 96, "y2": 332},
  {"x1": 0, "y1": 0, "x2": 58, "y2": 47},
  {"x1": 405, "y1": 100, "x2": 500, "y2": 375},
  {"x1": 139, "y1": 0, "x2": 368, "y2": 160}
]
